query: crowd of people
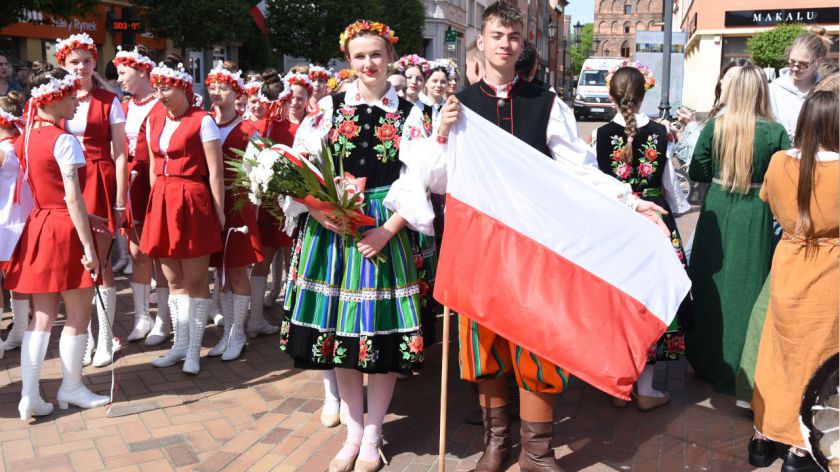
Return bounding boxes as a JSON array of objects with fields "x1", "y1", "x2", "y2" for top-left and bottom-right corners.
[{"x1": 0, "y1": 1, "x2": 837, "y2": 471}]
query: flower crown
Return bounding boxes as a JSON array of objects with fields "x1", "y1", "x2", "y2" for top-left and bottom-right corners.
[
  {"x1": 243, "y1": 80, "x2": 270, "y2": 103},
  {"x1": 30, "y1": 72, "x2": 80, "y2": 108},
  {"x1": 150, "y1": 62, "x2": 194, "y2": 91},
  {"x1": 112, "y1": 46, "x2": 155, "y2": 73},
  {"x1": 205, "y1": 65, "x2": 246, "y2": 95},
  {"x1": 606, "y1": 60, "x2": 656, "y2": 91},
  {"x1": 0, "y1": 109, "x2": 22, "y2": 129},
  {"x1": 277, "y1": 89, "x2": 292, "y2": 105},
  {"x1": 55, "y1": 33, "x2": 98, "y2": 64},
  {"x1": 394, "y1": 54, "x2": 430, "y2": 76},
  {"x1": 308, "y1": 65, "x2": 331, "y2": 82},
  {"x1": 283, "y1": 72, "x2": 314, "y2": 95},
  {"x1": 429, "y1": 58, "x2": 457, "y2": 78},
  {"x1": 339, "y1": 20, "x2": 398, "y2": 53}
]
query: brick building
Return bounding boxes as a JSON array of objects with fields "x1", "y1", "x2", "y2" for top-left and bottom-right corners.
[{"x1": 593, "y1": 0, "x2": 663, "y2": 58}]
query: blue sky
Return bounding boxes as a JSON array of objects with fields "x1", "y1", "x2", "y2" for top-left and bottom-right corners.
[{"x1": 566, "y1": 0, "x2": 594, "y2": 25}]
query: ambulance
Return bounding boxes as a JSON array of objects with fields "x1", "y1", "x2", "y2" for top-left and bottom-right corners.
[{"x1": 573, "y1": 57, "x2": 624, "y2": 121}]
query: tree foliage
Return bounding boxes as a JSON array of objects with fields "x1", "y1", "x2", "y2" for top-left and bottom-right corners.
[
  {"x1": 747, "y1": 23, "x2": 807, "y2": 69},
  {"x1": 570, "y1": 23, "x2": 594, "y2": 75},
  {"x1": 266, "y1": 0, "x2": 425, "y2": 65},
  {"x1": 133, "y1": 0, "x2": 256, "y2": 51},
  {"x1": 0, "y1": 0, "x2": 98, "y2": 31}
]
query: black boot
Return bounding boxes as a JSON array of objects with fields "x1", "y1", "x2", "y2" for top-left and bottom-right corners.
[
  {"x1": 781, "y1": 450, "x2": 821, "y2": 472},
  {"x1": 518, "y1": 420, "x2": 562, "y2": 472},
  {"x1": 747, "y1": 436, "x2": 775, "y2": 467},
  {"x1": 475, "y1": 406, "x2": 511, "y2": 472}
]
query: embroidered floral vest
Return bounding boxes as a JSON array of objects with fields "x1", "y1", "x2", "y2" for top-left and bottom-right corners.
[{"x1": 595, "y1": 120, "x2": 668, "y2": 194}]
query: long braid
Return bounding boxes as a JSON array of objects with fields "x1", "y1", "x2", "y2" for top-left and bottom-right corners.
[
  {"x1": 609, "y1": 67, "x2": 646, "y2": 165},
  {"x1": 619, "y1": 97, "x2": 637, "y2": 164}
]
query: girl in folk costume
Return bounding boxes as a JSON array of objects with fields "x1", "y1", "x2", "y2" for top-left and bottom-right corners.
[
  {"x1": 5, "y1": 63, "x2": 110, "y2": 418},
  {"x1": 56, "y1": 33, "x2": 129, "y2": 368},
  {"x1": 308, "y1": 65, "x2": 332, "y2": 113},
  {"x1": 446, "y1": 60, "x2": 459, "y2": 98},
  {"x1": 748, "y1": 91, "x2": 839, "y2": 472},
  {"x1": 282, "y1": 21, "x2": 443, "y2": 471},
  {"x1": 205, "y1": 63, "x2": 264, "y2": 361},
  {"x1": 0, "y1": 92, "x2": 32, "y2": 353},
  {"x1": 140, "y1": 55, "x2": 225, "y2": 375},
  {"x1": 686, "y1": 65, "x2": 790, "y2": 395},
  {"x1": 243, "y1": 79, "x2": 268, "y2": 124},
  {"x1": 113, "y1": 45, "x2": 172, "y2": 347},
  {"x1": 395, "y1": 54, "x2": 430, "y2": 108},
  {"x1": 592, "y1": 65, "x2": 692, "y2": 412},
  {"x1": 422, "y1": 60, "x2": 452, "y2": 118}
]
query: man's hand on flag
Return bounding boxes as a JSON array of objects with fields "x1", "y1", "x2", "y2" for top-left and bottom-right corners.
[{"x1": 437, "y1": 96, "x2": 462, "y2": 139}]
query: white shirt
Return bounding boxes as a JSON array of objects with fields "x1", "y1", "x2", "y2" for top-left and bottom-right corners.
[
  {"x1": 54, "y1": 134, "x2": 87, "y2": 166},
  {"x1": 157, "y1": 115, "x2": 220, "y2": 155},
  {"x1": 0, "y1": 139, "x2": 34, "y2": 261},
  {"x1": 124, "y1": 97, "x2": 159, "y2": 156},
  {"x1": 769, "y1": 68, "x2": 809, "y2": 140},
  {"x1": 65, "y1": 95, "x2": 126, "y2": 148}
]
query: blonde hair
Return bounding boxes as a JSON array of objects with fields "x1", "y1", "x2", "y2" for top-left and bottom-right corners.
[
  {"x1": 713, "y1": 64, "x2": 774, "y2": 194},
  {"x1": 789, "y1": 26, "x2": 834, "y2": 64},
  {"x1": 815, "y1": 73, "x2": 840, "y2": 93}
]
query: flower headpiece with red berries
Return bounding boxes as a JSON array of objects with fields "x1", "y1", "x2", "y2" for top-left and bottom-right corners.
[
  {"x1": 30, "y1": 72, "x2": 81, "y2": 108},
  {"x1": 394, "y1": 54, "x2": 431, "y2": 76},
  {"x1": 605, "y1": 60, "x2": 656, "y2": 91},
  {"x1": 0, "y1": 109, "x2": 23, "y2": 130},
  {"x1": 112, "y1": 46, "x2": 155, "y2": 73},
  {"x1": 150, "y1": 62, "x2": 194, "y2": 92},
  {"x1": 308, "y1": 65, "x2": 332, "y2": 82},
  {"x1": 205, "y1": 65, "x2": 246, "y2": 95},
  {"x1": 55, "y1": 33, "x2": 98, "y2": 65},
  {"x1": 339, "y1": 20, "x2": 398, "y2": 53},
  {"x1": 283, "y1": 72, "x2": 314, "y2": 96}
]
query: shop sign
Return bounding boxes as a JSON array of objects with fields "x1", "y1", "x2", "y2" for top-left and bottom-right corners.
[{"x1": 725, "y1": 8, "x2": 839, "y2": 27}]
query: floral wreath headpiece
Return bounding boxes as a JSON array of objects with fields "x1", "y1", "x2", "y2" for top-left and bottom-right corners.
[
  {"x1": 283, "y1": 72, "x2": 314, "y2": 95},
  {"x1": 429, "y1": 58, "x2": 457, "y2": 78},
  {"x1": 55, "y1": 33, "x2": 98, "y2": 65},
  {"x1": 150, "y1": 62, "x2": 194, "y2": 92},
  {"x1": 243, "y1": 80, "x2": 270, "y2": 103},
  {"x1": 30, "y1": 72, "x2": 80, "y2": 108},
  {"x1": 0, "y1": 109, "x2": 23, "y2": 129},
  {"x1": 112, "y1": 46, "x2": 155, "y2": 73},
  {"x1": 339, "y1": 20, "x2": 398, "y2": 53},
  {"x1": 394, "y1": 54, "x2": 431, "y2": 76},
  {"x1": 605, "y1": 60, "x2": 656, "y2": 91},
  {"x1": 308, "y1": 65, "x2": 331, "y2": 82},
  {"x1": 205, "y1": 65, "x2": 246, "y2": 95}
]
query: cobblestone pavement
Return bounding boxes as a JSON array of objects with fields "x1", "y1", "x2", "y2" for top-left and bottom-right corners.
[{"x1": 0, "y1": 211, "x2": 785, "y2": 471}]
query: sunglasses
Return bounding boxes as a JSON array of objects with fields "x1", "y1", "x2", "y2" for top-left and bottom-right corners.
[{"x1": 787, "y1": 60, "x2": 812, "y2": 71}]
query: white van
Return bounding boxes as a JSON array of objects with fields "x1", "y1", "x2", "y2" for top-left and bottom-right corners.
[{"x1": 574, "y1": 57, "x2": 625, "y2": 121}]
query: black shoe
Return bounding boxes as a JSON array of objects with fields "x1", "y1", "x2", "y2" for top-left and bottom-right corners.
[
  {"x1": 781, "y1": 450, "x2": 822, "y2": 472},
  {"x1": 748, "y1": 437, "x2": 775, "y2": 467}
]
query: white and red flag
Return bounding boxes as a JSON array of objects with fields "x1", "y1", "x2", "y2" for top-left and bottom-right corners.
[
  {"x1": 433, "y1": 107, "x2": 691, "y2": 398},
  {"x1": 250, "y1": 1, "x2": 268, "y2": 34}
]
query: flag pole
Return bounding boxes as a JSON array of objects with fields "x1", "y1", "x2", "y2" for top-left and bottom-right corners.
[{"x1": 438, "y1": 306, "x2": 452, "y2": 472}]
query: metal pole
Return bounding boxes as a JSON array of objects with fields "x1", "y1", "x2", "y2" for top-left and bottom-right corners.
[{"x1": 658, "y1": 0, "x2": 674, "y2": 119}]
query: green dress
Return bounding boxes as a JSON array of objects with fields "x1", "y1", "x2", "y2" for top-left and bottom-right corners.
[{"x1": 685, "y1": 119, "x2": 790, "y2": 395}]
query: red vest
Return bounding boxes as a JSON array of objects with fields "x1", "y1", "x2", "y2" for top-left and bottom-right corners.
[
  {"x1": 68, "y1": 88, "x2": 117, "y2": 163},
  {"x1": 148, "y1": 106, "x2": 211, "y2": 177},
  {"x1": 14, "y1": 126, "x2": 75, "y2": 209},
  {"x1": 126, "y1": 100, "x2": 164, "y2": 163}
]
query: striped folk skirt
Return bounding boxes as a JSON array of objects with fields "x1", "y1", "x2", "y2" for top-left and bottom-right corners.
[{"x1": 281, "y1": 186, "x2": 425, "y2": 374}]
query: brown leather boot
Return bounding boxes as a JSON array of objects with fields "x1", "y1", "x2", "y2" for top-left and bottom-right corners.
[
  {"x1": 475, "y1": 406, "x2": 511, "y2": 472},
  {"x1": 518, "y1": 420, "x2": 562, "y2": 471}
]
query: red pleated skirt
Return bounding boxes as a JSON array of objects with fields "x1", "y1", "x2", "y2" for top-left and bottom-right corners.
[
  {"x1": 140, "y1": 175, "x2": 223, "y2": 259},
  {"x1": 81, "y1": 159, "x2": 117, "y2": 234},
  {"x1": 257, "y1": 207, "x2": 293, "y2": 247},
  {"x1": 4, "y1": 208, "x2": 96, "y2": 293},
  {"x1": 127, "y1": 160, "x2": 151, "y2": 231},
  {"x1": 210, "y1": 197, "x2": 264, "y2": 269}
]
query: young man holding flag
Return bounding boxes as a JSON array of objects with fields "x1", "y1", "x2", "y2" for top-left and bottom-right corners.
[{"x1": 433, "y1": 2, "x2": 677, "y2": 470}]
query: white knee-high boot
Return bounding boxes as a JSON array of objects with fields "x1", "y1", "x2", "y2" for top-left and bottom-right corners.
[
  {"x1": 145, "y1": 287, "x2": 171, "y2": 346},
  {"x1": 210, "y1": 270, "x2": 223, "y2": 326},
  {"x1": 182, "y1": 297, "x2": 209, "y2": 375},
  {"x1": 57, "y1": 333, "x2": 110, "y2": 409},
  {"x1": 127, "y1": 283, "x2": 152, "y2": 342},
  {"x1": 221, "y1": 293, "x2": 249, "y2": 361},
  {"x1": 92, "y1": 287, "x2": 118, "y2": 367},
  {"x1": 248, "y1": 276, "x2": 278, "y2": 337},
  {"x1": 208, "y1": 292, "x2": 233, "y2": 357},
  {"x1": 4, "y1": 297, "x2": 30, "y2": 350},
  {"x1": 151, "y1": 294, "x2": 189, "y2": 367},
  {"x1": 18, "y1": 331, "x2": 54, "y2": 420},
  {"x1": 82, "y1": 321, "x2": 95, "y2": 366}
]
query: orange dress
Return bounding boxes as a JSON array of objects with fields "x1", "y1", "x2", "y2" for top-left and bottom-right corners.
[{"x1": 752, "y1": 149, "x2": 839, "y2": 447}]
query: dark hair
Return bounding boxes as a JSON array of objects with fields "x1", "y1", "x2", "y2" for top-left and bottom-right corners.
[
  {"x1": 792, "y1": 90, "x2": 839, "y2": 237},
  {"x1": 134, "y1": 44, "x2": 157, "y2": 62},
  {"x1": 608, "y1": 67, "x2": 646, "y2": 164},
  {"x1": 0, "y1": 90, "x2": 25, "y2": 118},
  {"x1": 163, "y1": 53, "x2": 185, "y2": 70},
  {"x1": 261, "y1": 68, "x2": 281, "y2": 85},
  {"x1": 515, "y1": 41, "x2": 537, "y2": 77},
  {"x1": 429, "y1": 65, "x2": 449, "y2": 79},
  {"x1": 30, "y1": 61, "x2": 71, "y2": 90},
  {"x1": 708, "y1": 58, "x2": 752, "y2": 121},
  {"x1": 481, "y1": 1, "x2": 523, "y2": 33},
  {"x1": 105, "y1": 61, "x2": 118, "y2": 81}
]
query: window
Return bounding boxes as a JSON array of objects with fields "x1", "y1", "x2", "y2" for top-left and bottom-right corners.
[
  {"x1": 581, "y1": 70, "x2": 608, "y2": 86},
  {"x1": 624, "y1": 22, "x2": 630, "y2": 34},
  {"x1": 624, "y1": 4, "x2": 632, "y2": 14},
  {"x1": 620, "y1": 40, "x2": 630, "y2": 58},
  {"x1": 468, "y1": 0, "x2": 475, "y2": 27}
]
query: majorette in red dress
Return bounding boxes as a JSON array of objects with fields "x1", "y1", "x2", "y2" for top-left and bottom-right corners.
[
  {"x1": 209, "y1": 117, "x2": 264, "y2": 269},
  {"x1": 123, "y1": 98, "x2": 164, "y2": 233},
  {"x1": 5, "y1": 125, "x2": 96, "y2": 292},
  {"x1": 139, "y1": 107, "x2": 223, "y2": 258}
]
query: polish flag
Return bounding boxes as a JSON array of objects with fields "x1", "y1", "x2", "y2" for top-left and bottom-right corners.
[
  {"x1": 250, "y1": 1, "x2": 268, "y2": 34},
  {"x1": 433, "y1": 107, "x2": 691, "y2": 399}
]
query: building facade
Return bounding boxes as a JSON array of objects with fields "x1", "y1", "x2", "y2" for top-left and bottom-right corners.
[
  {"x1": 593, "y1": 0, "x2": 664, "y2": 58},
  {"x1": 674, "y1": 0, "x2": 839, "y2": 111}
]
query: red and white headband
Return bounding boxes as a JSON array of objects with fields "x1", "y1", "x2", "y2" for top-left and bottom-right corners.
[
  {"x1": 150, "y1": 62, "x2": 194, "y2": 91},
  {"x1": 112, "y1": 46, "x2": 155, "y2": 73},
  {"x1": 205, "y1": 65, "x2": 245, "y2": 95},
  {"x1": 283, "y1": 72, "x2": 313, "y2": 95},
  {"x1": 30, "y1": 72, "x2": 80, "y2": 108},
  {"x1": 308, "y1": 65, "x2": 331, "y2": 82},
  {"x1": 0, "y1": 109, "x2": 22, "y2": 129},
  {"x1": 244, "y1": 80, "x2": 269, "y2": 103},
  {"x1": 55, "y1": 33, "x2": 98, "y2": 65}
]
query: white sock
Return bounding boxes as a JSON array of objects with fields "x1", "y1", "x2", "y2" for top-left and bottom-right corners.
[
  {"x1": 323, "y1": 369, "x2": 340, "y2": 413},
  {"x1": 335, "y1": 368, "x2": 365, "y2": 460},
  {"x1": 636, "y1": 364, "x2": 665, "y2": 397}
]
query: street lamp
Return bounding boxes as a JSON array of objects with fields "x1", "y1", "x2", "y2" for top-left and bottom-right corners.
[
  {"x1": 547, "y1": 21, "x2": 557, "y2": 91},
  {"x1": 573, "y1": 21, "x2": 583, "y2": 42},
  {"x1": 593, "y1": 38, "x2": 601, "y2": 56}
]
